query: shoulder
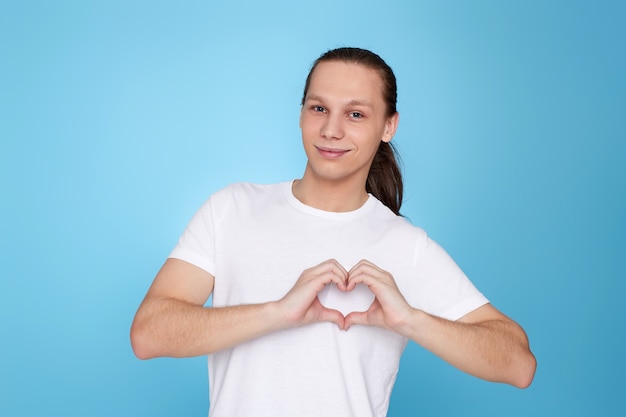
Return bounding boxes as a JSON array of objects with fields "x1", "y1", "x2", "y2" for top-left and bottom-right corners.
[
  {"x1": 211, "y1": 181, "x2": 286, "y2": 200},
  {"x1": 369, "y1": 197, "x2": 429, "y2": 246},
  {"x1": 205, "y1": 181, "x2": 289, "y2": 212}
]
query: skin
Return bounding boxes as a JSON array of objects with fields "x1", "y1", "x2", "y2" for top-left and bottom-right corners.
[
  {"x1": 131, "y1": 61, "x2": 536, "y2": 389},
  {"x1": 294, "y1": 61, "x2": 398, "y2": 212}
]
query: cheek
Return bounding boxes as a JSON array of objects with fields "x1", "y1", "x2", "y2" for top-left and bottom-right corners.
[
  {"x1": 299, "y1": 109, "x2": 307, "y2": 125},
  {"x1": 300, "y1": 117, "x2": 320, "y2": 137},
  {"x1": 300, "y1": 123, "x2": 317, "y2": 146}
]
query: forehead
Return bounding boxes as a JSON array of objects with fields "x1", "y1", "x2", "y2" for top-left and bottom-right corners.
[{"x1": 307, "y1": 61, "x2": 384, "y2": 104}]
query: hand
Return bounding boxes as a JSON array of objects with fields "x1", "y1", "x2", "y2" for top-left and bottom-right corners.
[
  {"x1": 344, "y1": 259, "x2": 413, "y2": 334},
  {"x1": 278, "y1": 259, "x2": 348, "y2": 329}
]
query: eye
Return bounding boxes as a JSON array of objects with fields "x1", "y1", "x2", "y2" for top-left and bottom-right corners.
[
  {"x1": 312, "y1": 105, "x2": 326, "y2": 113},
  {"x1": 349, "y1": 112, "x2": 364, "y2": 119}
]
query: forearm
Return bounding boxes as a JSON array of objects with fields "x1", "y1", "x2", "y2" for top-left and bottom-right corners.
[
  {"x1": 131, "y1": 297, "x2": 285, "y2": 359},
  {"x1": 405, "y1": 309, "x2": 536, "y2": 388}
]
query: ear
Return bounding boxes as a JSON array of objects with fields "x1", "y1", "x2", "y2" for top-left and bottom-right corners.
[
  {"x1": 381, "y1": 112, "x2": 399, "y2": 143},
  {"x1": 299, "y1": 106, "x2": 304, "y2": 129}
]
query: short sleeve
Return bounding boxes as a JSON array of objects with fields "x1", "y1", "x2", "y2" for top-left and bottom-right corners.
[
  {"x1": 168, "y1": 198, "x2": 216, "y2": 275},
  {"x1": 412, "y1": 236, "x2": 488, "y2": 321}
]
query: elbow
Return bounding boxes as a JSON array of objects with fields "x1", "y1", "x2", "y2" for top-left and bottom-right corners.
[
  {"x1": 130, "y1": 318, "x2": 159, "y2": 360},
  {"x1": 506, "y1": 323, "x2": 537, "y2": 389},
  {"x1": 511, "y1": 350, "x2": 537, "y2": 389}
]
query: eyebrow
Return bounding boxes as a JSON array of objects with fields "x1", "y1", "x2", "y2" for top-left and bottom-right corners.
[{"x1": 305, "y1": 94, "x2": 374, "y2": 109}]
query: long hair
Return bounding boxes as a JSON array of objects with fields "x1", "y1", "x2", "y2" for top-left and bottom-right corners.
[{"x1": 301, "y1": 47, "x2": 403, "y2": 215}]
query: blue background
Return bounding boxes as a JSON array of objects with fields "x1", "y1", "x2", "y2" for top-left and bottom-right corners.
[{"x1": 1, "y1": 1, "x2": 624, "y2": 415}]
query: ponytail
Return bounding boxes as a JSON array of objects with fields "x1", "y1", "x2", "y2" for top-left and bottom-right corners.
[{"x1": 367, "y1": 141, "x2": 403, "y2": 216}]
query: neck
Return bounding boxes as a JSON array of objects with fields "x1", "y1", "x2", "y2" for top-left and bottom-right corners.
[{"x1": 292, "y1": 168, "x2": 369, "y2": 212}]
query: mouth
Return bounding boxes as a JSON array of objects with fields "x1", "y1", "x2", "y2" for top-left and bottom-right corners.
[{"x1": 315, "y1": 146, "x2": 350, "y2": 159}]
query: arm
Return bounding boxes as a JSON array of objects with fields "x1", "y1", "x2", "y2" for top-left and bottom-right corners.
[
  {"x1": 344, "y1": 260, "x2": 536, "y2": 388},
  {"x1": 405, "y1": 304, "x2": 536, "y2": 388},
  {"x1": 130, "y1": 258, "x2": 348, "y2": 359}
]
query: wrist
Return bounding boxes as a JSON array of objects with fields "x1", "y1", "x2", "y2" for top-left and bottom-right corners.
[
  {"x1": 265, "y1": 300, "x2": 296, "y2": 331},
  {"x1": 395, "y1": 307, "x2": 426, "y2": 339}
]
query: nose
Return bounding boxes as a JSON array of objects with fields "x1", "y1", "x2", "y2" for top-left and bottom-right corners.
[{"x1": 321, "y1": 114, "x2": 344, "y2": 140}]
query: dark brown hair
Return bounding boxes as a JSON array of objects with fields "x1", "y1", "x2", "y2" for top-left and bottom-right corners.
[{"x1": 301, "y1": 47, "x2": 403, "y2": 215}]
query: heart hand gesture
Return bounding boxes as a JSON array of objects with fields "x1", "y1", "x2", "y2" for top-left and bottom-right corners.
[
  {"x1": 279, "y1": 259, "x2": 412, "y2": 335},
  {"x1": 343, "y1": 260, "x2": 413, "y2": 335}
]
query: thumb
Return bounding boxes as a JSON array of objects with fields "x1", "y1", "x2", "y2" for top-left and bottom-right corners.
[
  {"x1": 344, "y1": 310, "x2": 369, "y2": 330},
  {"x1": 320, "y1": 307, "x2": 346, "y2": 329}
]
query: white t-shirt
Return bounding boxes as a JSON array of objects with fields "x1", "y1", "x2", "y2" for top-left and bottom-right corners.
[{"x1": 169, "y1": 181, "x2": 488, "y2": 417}]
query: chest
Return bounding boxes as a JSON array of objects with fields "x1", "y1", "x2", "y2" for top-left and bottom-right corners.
[{"x1": 211, "y1": 209, "x2": 415, "y2": 306}]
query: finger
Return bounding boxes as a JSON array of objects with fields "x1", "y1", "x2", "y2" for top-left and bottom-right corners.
[
  {"x1": 345, "y1": 298, "x2": 389, "y2": 330},
  {"x1": 327, "y1": 259, "x2": 349, "y2": 288},
  {"x1": 347, "y1": 259, "x2": 371, "y2": 276},
  {"x1": 346, "y1": 265, "x2": 382, "y2": 290},
  {"x1": 313, "y1": 261, "x2": 348, "y2": 290},
  {"x1": 307, "y1": 297, "x2": 346, "y2": 328},
  {"x1": 350, "y1": 258, "x2": 384, "y2": 272},
  {"x1": 309, "y1": 270, "x2": 347, "y2": 293},
  {"x1": 319, "y1": 307, "x2": 346, "y2": 329},
  {"x1": 344, "y1": 310, "x2": 369, "y2": 329},
  {"x1": 346, "y1": 308, "x2": 386, "y2": 330},
  {"x1": 328, "y1": 258, "x2": 349, "y2": 276},
  {"x1": 348, "y1": 260, "x2": 384, "y2": 277}
]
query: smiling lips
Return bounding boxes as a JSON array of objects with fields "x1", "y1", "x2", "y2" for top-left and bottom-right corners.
[{"x1": 316, "y1": 146, "x2": 350, "y2": 159}]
